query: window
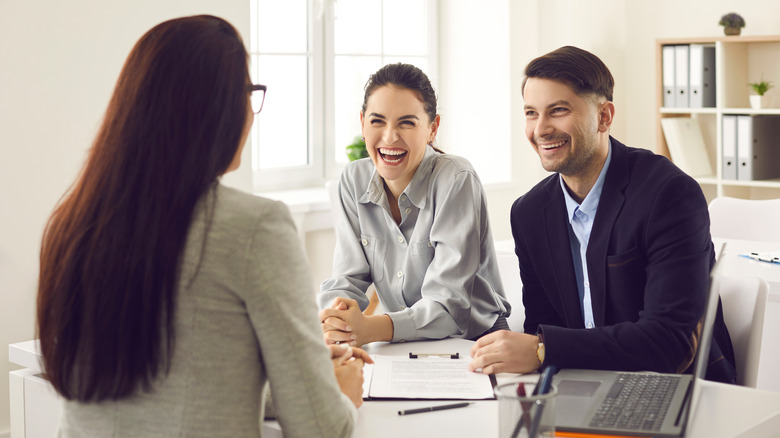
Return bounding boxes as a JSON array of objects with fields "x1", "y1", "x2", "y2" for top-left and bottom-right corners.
[{"x1": 249, "y1": 0, "x2": 437, "y2": 191}]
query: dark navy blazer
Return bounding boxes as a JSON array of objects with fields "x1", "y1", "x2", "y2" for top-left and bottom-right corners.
[{"x1": 510, "y1": 137, "x2": 736, "y2": 383}]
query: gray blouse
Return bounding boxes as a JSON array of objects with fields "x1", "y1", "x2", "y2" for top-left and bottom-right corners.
[{"x1": 319, "y1": 146, "x2": 510, "y2": 341}]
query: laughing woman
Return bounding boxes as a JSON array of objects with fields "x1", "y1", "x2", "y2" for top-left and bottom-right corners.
[{"x1": 318, "y1": 63, "x2": 510, "y2": 346}]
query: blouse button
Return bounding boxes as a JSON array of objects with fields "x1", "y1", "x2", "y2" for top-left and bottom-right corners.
[
  {"x1": 397, "y1": 271, "x2": 403, "y2": 278},
  {"x1": 397, "y1": 235, "x2": 405, "y2": 244},
  {"x1": 361, "y1": 238, "x2": 368, "y2": 246}
]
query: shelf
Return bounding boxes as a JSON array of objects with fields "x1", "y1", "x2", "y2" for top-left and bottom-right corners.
[
  {"x1": 660, "y1": 108, "x2": 718, "y2": 114},
  {"x1": 721, "y1": 108, "x2": 780, "y2": 115},
  {"x1": 656, "y1": 35, "x2": 780, "y2": 202},
  {"x1": 721, "y1": 179, "x2": 780, "y2": 188}
]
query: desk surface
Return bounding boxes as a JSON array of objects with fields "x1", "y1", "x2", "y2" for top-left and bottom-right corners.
[
  {"x1": 715, "y1": 238, "x2": 780, "y2": 285},
  {"x1": 12, "y1": 239, "x2": 780, "y2": 437},
  {"x1": 261, "y1": 338, "x2": 780, "y2": 438}
]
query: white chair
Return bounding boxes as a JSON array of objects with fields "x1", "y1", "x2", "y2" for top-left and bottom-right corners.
[
  {"x1": 495, "y1": 239, "x2": 525, "y2": 331},
  {"x1": 719, "y1": 275, "x2": 769, "y2": 388},
  {"x1": 708, "y1": 196, "x2": 780, "y2": 243}
]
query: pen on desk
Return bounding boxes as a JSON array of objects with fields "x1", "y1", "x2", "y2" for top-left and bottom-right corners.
[{"x1": 397, "y1": 402, "x2": 474, "y2": 416}]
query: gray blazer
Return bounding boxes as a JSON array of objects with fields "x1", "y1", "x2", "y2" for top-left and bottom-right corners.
[{"x1": 59, "y1": 184, "x2": 356, "y2": 437}]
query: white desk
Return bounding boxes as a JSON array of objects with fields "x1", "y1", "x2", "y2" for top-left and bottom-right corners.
[
  {"x1": 260, "y1": 338, "x2": 780, "y2": 438},
  {"x1": 10, "y1": 239, "x2": 780, "y2": 437}
]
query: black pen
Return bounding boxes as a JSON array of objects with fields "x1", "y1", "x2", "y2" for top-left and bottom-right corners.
[{"x1": 397, "y1": 402, "x2": 474, "y2": 416}]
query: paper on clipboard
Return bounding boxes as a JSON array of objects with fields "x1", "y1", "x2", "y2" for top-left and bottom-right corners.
[{"x1": 362, "y1": 354, "x2": 494, "y2": 400}]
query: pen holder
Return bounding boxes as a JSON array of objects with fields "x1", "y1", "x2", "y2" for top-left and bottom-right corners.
[{"x1": 494, "y1": 382, "x2": 557, "y2": 438}]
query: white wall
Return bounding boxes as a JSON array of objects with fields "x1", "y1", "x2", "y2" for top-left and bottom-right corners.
[
  {"x1": 0, "y1": 1, "x2": 250, "y2": 433},
  {"x1": 3, "y1": 0, "x2": 780, "y2": 434}
]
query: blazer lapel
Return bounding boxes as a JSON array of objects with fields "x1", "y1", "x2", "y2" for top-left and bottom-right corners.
[
  {"x1": 588, "y1": 137, "x2": 629, "y2": 326},
  {"x1": 542, "y1": 181, "x2": 586, "y2": 328}
]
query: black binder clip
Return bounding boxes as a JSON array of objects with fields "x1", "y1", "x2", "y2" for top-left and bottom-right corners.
[{"x1": 408, "y1": 352, "x2": 460, "y2": 359}]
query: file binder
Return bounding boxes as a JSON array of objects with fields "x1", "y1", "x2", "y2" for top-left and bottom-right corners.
[
  {"x1": 662, "y1": 45, "x2": 676, "y2": 107},
  {"x1": 722, "y1": 115, "x2": 738, "y2": 180},
  {"x1": 661, "y1": 117, "x2": 713, "y2": 177},
  {"x1": 674, "y1": 45, "x2": 690, "y2": 108},
  {"x1": 736, "y1": 115, "x2": 752, "y2": 181},
  {"x1": 737, "y1": 115, "x2": 780, "y2": 181},
  {"x1": 689, "y1": 44, "x2": 716, "y2": 108}
]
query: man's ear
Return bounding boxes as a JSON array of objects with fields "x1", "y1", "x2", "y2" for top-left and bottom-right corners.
[{"x1": 598, "y1": 101, "x2": 615, "y2": 133}]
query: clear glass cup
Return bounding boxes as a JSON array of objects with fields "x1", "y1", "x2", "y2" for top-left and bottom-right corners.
[{"x1": 494, "y1": 382, "x2": 557, "y2": 438}]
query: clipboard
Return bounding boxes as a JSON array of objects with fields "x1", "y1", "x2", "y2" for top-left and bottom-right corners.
[{"x1": 362, "y1": 353, "x2": 496, "y2": 400}]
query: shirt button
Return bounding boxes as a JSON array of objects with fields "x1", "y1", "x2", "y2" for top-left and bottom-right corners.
[
  {"x1": 405, "y1": 207, "x2": 411, "y2": 215},
  {"x1": 361, "y1": 238, "x2": 368, "y2": 246},
  {"x1": 427, "y1": 241, "x2": 433, "y2": 247},
  {"x1": 397, "y1": 271, "x2": 403, "y2": 278},
  {"x1": 584, "y1": 281, "x2": 590, "y2": 287},
  {"x1": 397, "y1": 235, "x2": 405, "y2": 244},
  {"x1": 587, "y1": 322, "x2": 594, "y2": 329},
  {"x1": 400, "y1": 194, "x2": 407, "y2": 202}
]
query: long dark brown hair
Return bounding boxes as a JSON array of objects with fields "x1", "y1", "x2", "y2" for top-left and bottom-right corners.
[{"x1": 37, "y1": 15, "x2": 249, "y2": 402}]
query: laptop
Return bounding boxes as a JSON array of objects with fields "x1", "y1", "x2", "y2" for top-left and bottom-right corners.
[{"x1": 553, "y1": 245, "x2": 726, "y2": 437}]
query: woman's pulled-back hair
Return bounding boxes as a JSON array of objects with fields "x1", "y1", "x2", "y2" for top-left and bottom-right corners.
[
  {"x1": 362, "y1": 62, "x2": 438, "y2": 124},
  {"x1": 37, "y1": 15, "x2": 249, "y2": 402}
]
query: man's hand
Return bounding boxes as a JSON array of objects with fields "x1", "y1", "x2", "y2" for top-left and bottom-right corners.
[{"x1": 468, "y1": 330, "x2": 542, "y2": 374}]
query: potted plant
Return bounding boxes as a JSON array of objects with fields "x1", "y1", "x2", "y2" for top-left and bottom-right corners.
[
  {"x1": 719, "y1": 13, "x2": 745, "y2": 36},
  {"x1": 748, "y1": 78, "x2": 774, "y2": 109},
  {"x1": 346, "y1": 135, "x2": 368, "y2": 161}
]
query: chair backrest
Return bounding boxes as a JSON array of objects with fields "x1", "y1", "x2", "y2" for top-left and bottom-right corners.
[
  {"x1": 708, "y1": 196, "x2": 780, "y2": 243},
  {"x1": 719, "y1": 275, "x2": 769, "y2": 387},
  {"x1": 494, "y1": 239, "x2": 525, "y2": 331}
]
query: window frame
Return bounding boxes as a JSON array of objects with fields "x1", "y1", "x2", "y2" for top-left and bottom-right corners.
[{"x1": 250, "y1": 0, "x2": 439, "y2": 192}]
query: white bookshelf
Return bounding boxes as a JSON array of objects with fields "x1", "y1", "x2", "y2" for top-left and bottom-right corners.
[{"x1": 655, "y1": 35, "x2": 780, "y2": 202}]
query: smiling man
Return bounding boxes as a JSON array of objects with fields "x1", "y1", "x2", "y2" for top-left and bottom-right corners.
[{"x1": 469, "y1": 46, "x2": 737, "y2": 383}]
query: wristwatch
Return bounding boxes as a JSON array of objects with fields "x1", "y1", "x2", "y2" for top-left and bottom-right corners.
[{"x1": 536, "y1": 334, "x2": 545, "y2": 365}]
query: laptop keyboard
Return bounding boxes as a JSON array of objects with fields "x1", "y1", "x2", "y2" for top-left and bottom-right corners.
[{"x1": 589, "y1": 373, "x2": 681, "y2": 431}]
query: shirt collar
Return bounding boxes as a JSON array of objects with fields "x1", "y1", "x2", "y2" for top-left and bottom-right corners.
[{"x1": 560, "y1": 139, "x2": 613, "y2": 222}]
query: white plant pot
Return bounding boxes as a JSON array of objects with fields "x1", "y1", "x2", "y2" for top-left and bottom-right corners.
[{"x1": 750, "y1": 94, "x2": 765, "y2": 109}]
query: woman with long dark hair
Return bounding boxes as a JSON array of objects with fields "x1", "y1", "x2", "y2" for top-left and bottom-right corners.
[
  {"x1": 318, "y1": 63, "x2": 510, "y2": 346},
  {"x1": 37, "y1": 15, "x2": 365, "y2": 437}
]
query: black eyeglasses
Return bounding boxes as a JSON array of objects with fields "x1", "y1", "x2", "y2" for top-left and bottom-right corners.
[{"x1": 248, "y1": 84, "x2": 267, "y2": 114}]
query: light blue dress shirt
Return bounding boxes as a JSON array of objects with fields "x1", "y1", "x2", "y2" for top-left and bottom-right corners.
[
  {"x1": 319, "y1": 145, "x2": 510, "y2": 342},
  {"x1": 560, "y1": 141, "x2": 612, "y2": 329}
]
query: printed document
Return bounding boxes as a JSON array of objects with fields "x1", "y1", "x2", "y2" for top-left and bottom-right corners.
[{"x1": 362, "y1": 355, "x2": 494, "y2": 400}]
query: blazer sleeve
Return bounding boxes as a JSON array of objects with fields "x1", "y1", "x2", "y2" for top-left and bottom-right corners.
[
  {"x1": 510, "y1": 195, "x2": 565, "y2": 335},
  {"x1": 242, "y1": 201, "x2": 357, "y2": 437}
]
